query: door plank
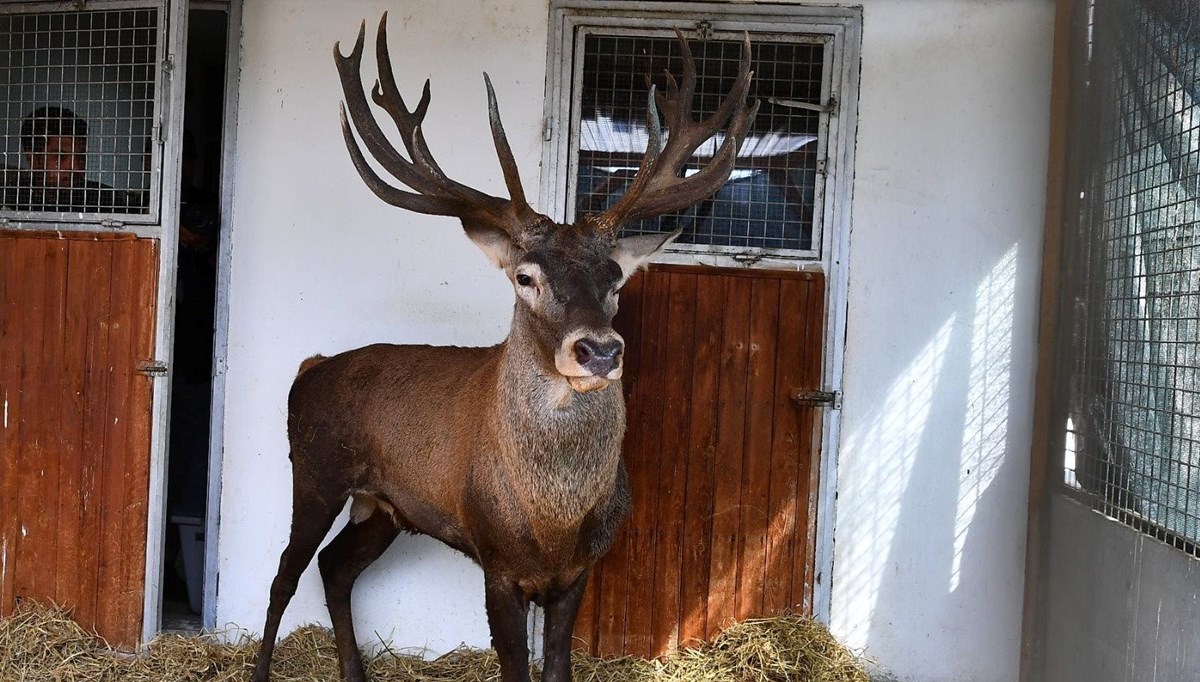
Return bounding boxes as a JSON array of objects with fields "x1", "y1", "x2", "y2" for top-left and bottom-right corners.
[
  {"x1": 73, "y1": 240, "x2": 116, "y2": 629},
  {"x1": 622, "y1": 268, "x2": 671, "y2": 658},
  {"x1": 734, "y1": 278, "x2": 781, "y2": 621},
  {"x1": 650, "y1": 272, "x2": 698, "y2": 655},
  {"x1": 677, "y1": 274, "x2": 726, "y2": 647},
  {"x1": 795, "y1": 277, "x2": 826, "y2": 611},
  {"x1": 706, "y1": 275, "x2": 752, "y2": 640},
  {"x1": 55, "y1": 242, "x2": 87, "y2": 609},
  {"x1": 0, "y1": 240, "x2": 20, "y2": 612},
  {"x1": 14, "y1": 240, "x2": 50, "y2": 607},
  {"x1": 99, "y1": 238, "x2": 156, "y2": 645},
  {"x1": 764, "y1": 278, "x2": 811, "y2": 613},
  {"x1": 39, "y1": 241, "x2": 71, "y2": 608}
]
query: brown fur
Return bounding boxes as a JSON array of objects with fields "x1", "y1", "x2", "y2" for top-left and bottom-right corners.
[{"x1": 296, "y1": 354, "x2": 328, "y2": 376}]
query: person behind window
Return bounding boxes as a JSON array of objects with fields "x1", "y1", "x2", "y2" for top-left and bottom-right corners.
[{"x1": 1, "y1": 105, "x2": 126, "y2": 213}]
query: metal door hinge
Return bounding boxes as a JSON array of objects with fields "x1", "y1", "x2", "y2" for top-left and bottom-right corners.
[
  {"x1": 695, "y1": 20, "x2": 714, "y2": 40},
  {"x1": 792, "y1": 389, "x2": 840, "y2": 409},
  {"x1": 136, "y1": 360, "x2": 169, "y2": 377},
  {"x1": 101, "y1": 219, "x2": 125, "y2": 229}
]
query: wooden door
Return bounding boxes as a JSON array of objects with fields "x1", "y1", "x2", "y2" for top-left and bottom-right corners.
[
  {"x1": 574, "y1": 264, "x2": 825, "y2": 658},
  {"x1": 0, "y1": 231, "x2": 159, "y2": 647}
]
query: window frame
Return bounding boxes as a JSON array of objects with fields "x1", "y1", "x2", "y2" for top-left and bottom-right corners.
[
  {"x1": 0, "y1": 0, "x2": 170, "y2": 232},
  {"x1": 541, "y1": 0, "x2": 860, "y2": 271}
]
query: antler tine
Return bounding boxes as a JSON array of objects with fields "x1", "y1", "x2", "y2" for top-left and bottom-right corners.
[
  {"x1": 591, "y1": 30, "x2": 758, "y2": 235},
  {"x1": 338, "y1": 104, "x2": 463, "y2": 215},
  {"x1": 335, "y1": 14, "x2": 549, "y2": 242},
  {"x1": 369, "y1": 12, "x2": 489, "y2": 202},
  {"x1": 604, "y1": 85, "x2": 665, "y2": 219},
  {"x1": 484, "y1": 73, "x2": 542, "y2": 225},
  {"x1": 333, "y1": 20, "x2": 443, "y2": 197},
  {"x1": 656, "y1": 29, "x2": 696, "y2": 127}
]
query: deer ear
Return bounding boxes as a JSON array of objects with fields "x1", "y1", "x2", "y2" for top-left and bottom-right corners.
[
  {"x1": 610, "y1": 228, "x2": 682, "y2": 284},
  {"x1": 464, "y1": 224, "x2": 517, "y2": 269}
]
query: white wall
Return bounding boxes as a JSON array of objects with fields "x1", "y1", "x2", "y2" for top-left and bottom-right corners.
[
  {"x1": 831, "y1": 2, "x2": 1052, "y2": 680},
  {"x1": 217, "y1": 0, "x2": 1054, "y2": 679}
]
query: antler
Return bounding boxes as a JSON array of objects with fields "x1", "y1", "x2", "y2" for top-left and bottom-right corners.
[
  {"x1": 334, "y1": 13, "x2": 549, "y2": 244},
  {"x1": 589, "y1": 30, "x2": 759, "y2": 236}
]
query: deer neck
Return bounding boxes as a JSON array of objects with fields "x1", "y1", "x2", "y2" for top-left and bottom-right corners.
[{"x1": 492, "y1": 310, "x2": 625, "y2": 523}]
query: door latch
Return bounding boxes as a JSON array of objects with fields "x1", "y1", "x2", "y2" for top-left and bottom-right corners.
[
  {"x1": 792, "y1": 389, "x2": 839, "y2": 408},
  {"x1": 136, "y1": 360, "x2": 168, "y2": 377}
]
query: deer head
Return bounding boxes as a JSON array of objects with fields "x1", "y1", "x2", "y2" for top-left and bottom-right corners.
[{"x1": 335, "y1": 15, "x2": 758, "y2": 394}]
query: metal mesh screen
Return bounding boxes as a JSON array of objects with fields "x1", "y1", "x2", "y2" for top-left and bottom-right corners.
[
  {"x1": 573, "y1": 32, "x2": 825, "y2": 255},
  {"x1": 1063, "y1": 0, "x2": 1200, "y2": 554},
  {"x1": 0, "y1": 6, "x2": 161, "y2": 219}
]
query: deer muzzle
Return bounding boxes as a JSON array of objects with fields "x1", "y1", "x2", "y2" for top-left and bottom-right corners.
[{"x1": 556, "y1": 330, "x2": 624, "y2": 393}]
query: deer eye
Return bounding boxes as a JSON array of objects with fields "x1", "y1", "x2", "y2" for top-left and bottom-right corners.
[{"x1": 516, "y1": 273, "x2": 533, "y2": 287}]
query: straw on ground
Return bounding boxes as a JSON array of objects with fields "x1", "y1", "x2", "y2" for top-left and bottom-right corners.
[{"x1": 0, "y1": 602, "x2": 869, "y2": 681}]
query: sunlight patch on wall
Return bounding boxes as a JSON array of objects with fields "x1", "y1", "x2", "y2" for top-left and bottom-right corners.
[
  {"x1": 951, "y1": 244, "x2": 1018, "y2": 591},
  {"x1": 833, "y1": 313, "x2": 956, "y2": 643}
]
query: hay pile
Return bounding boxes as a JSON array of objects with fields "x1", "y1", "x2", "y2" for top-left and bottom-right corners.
[{"x1": 0, "y1": 602, "x2": 868, "y2": 681}]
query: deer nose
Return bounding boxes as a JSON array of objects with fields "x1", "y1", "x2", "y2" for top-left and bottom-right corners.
[{"x1": 574, "y1": 337, "x2": 623, "y2": 377}]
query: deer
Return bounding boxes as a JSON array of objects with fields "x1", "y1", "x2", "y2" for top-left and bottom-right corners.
[{"x1": 252, "y1": 14, "x2": 757, "y2": 682}]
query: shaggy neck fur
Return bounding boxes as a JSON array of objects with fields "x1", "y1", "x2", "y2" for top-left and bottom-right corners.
[{"x1": 494, "y1": 305, "x2": 625, "y2": 526}]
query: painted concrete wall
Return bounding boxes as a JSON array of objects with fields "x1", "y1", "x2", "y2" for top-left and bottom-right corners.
[
  {"x1": 829, "y1": 2, "x2": 1053, "y2": 681},
  {"x1": 1040, "y1": 496, "x2": 1200, "y2": 681},
  {"x1": 216, "y1": 0, "x2": 1054, "y2": 679}
]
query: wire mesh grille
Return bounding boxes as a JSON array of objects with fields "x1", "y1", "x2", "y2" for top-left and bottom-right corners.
[
  {"x1": 573, "y1": 32, "x2": 825, "y2": 254},
  {"x1": 1063, "y1": 0, "x2": 1200, "y2": 554},
  {"x1": 0, "y1": 6, "x2": 160, "y2": 218}
]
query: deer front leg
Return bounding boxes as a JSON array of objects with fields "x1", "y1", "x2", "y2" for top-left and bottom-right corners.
[
  {"x1": 485, "y1": 574, "x2": 532, "y2": 682},
  {"x1": 541, "y1": 569, "x2": 589, "y2": 682}
]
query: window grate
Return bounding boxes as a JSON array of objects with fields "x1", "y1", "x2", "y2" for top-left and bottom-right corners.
[
  {"x1": 0, "y1": 5, "x2": 161, "y2": 220},
  {"x1": 573, "y1": 31, "x2": 826, "y2": 255},
  {"x1": 1063, "y1": 0, "x2": 1200, "y2": 556}
]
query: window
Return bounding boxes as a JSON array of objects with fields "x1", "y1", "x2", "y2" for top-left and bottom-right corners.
[
  {"x1": 543, "y1": 2, "x2": 859, "y2": 267},
  {"x1": 0, "y1": 2, "x2": 167, "y2": 224},
  {"x1": 1061, "y1": 0, "x2": 1200, "y2": 555}
]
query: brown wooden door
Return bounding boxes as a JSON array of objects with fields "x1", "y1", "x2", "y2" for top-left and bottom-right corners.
[
  {"x1": 0, "y1": 231, "x2": 159, "y2": 648},
  {"x1": 574, "y1": 264, "x2": 825, "y2": 658}
]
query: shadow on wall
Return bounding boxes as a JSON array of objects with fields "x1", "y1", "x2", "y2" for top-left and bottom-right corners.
[{"x1": 836, "y1": 243, "x2": 1028, "y2": 679}]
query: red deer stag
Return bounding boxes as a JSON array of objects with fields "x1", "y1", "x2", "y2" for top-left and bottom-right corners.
[{"x1": 253, "y1": 14, "x2": 756, "y2": 682}]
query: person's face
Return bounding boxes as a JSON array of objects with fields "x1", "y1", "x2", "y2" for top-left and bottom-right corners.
[{"x1": 27, "y1": 135, "x2": 86, "y2": 187}]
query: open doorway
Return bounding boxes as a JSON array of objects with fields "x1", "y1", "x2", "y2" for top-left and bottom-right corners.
[{"x1": 160, "y1": 5, "x2": 228, "y2": 634}]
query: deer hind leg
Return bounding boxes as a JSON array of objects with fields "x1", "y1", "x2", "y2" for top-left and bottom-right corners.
[
  {"x1": 318, "y1": 504, "x2": 400, "y2": 682},
  {"x1": 252, "y1": 476, "x2": 344, "y2": 682}
]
